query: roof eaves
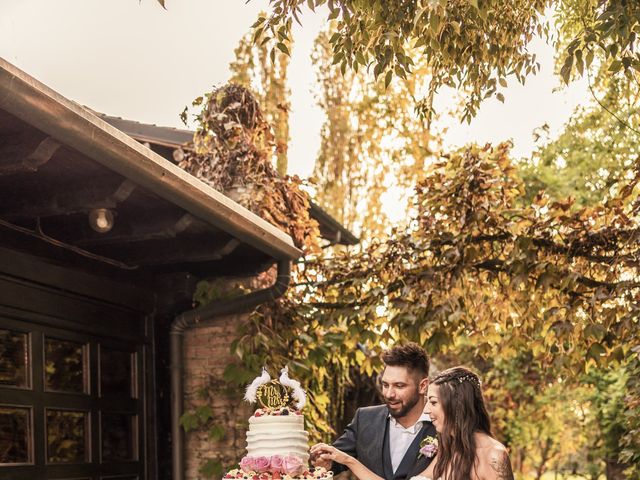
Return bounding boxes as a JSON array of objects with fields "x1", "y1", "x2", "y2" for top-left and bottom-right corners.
[{"x1": 0, "y1": 57, "x2": 301, "y2": 261}]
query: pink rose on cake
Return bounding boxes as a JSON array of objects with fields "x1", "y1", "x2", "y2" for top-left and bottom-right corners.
[
  {"x1": 270, "y1": 455, "x2": 285, "y2": 473},
  {"x1": 282, "y1": 455, "x2": 304, "y2": 476},
  {"x1": 254, "y1": 456, "x2": 271, "y2": 473},
  {"x1": 240, "y1": 456, "x2": 256, "y2": 473}
]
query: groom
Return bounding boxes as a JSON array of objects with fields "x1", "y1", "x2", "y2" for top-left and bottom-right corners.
[{"x1": 311, "y1": 343, "x2": 436, "y2": 480}]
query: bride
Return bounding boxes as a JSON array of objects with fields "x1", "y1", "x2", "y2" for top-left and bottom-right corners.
[{"x1": 311, "y1": 367, "x2": 514, "y2": 480}]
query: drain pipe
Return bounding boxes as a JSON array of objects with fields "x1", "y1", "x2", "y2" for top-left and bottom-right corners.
[{"x1": 170, "y1": 259, "x2": 291, "y2": 480}]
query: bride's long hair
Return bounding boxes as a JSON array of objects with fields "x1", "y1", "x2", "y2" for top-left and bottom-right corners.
[{"x1": 431, "y1": 367, "x2": 492, "y2": 480}]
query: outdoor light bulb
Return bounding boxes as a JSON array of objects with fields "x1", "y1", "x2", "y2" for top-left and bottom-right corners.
[
  {"x1": 89, "y1": 208, "x2": 114, "y2": 233},
  {"x1": 96, "y1": 216, "x2": 109, "y2": 229}
]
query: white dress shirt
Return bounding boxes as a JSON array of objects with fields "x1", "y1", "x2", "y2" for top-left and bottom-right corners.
[{"x1": 388, "y1": 412, "x2": 431, "y2": 473}]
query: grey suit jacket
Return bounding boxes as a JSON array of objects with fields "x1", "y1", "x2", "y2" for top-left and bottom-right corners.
[{"x1": 331, "y1": 405, "x2": 436, "y2": 480}]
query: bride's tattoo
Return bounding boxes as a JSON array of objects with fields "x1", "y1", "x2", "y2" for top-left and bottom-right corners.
[{"x1": 490, "y1": 451, "x2": 514, "y2": 480}]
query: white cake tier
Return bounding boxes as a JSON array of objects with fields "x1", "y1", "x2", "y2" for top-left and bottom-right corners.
[{"x1": 246, "y1": 415, "x2": 310, "y2": 462}]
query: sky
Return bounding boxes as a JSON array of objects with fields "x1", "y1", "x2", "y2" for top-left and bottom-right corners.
[{"x1": 0, "y1": 0, "x2": 590, "y2": 182}]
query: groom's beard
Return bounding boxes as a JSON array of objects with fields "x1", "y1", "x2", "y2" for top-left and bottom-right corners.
[{"x1": 385, "y1": 393, "x2": 421, "y2": 419}]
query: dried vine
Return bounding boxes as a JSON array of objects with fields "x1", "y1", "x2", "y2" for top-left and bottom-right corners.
[{"x1": 179, "y1": 84, "x2": 319, "y2": 252}]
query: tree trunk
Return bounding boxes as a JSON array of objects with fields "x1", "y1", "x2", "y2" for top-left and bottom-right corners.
[
  {"x1": 605, "y1": 457, "x2": 627, "y2": 480},
  {"x1": 534, "y1": 438, "x2": 553, "y2": 480}
]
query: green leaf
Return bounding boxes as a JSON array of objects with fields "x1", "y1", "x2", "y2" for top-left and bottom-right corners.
[
  {"x1": 426, "y1": 330, "x2": 450, "y2": 351},
  {"x1": 199, "y1": 459, "x2": 224, "y2": 479},
  {"x1": 223, "y1": 363, "x2": 254, "y2": 385},
  {"x1": 587, "y1": 342, "x2": 606, "y2": 362},
  {"x1": 384, "y1": 70, "x2": 393, "y2": 89},
  {"x1": 373, "y1": 62, "x2": 382, "y2": 78},
  {"x1": 560, "y1": 57, "x2": 573, "y2": 84},
  {"x1": 252, "y1": 27, "x2": 265, "y2": 43},
  {"x1": 576, "y1": 52, "x2": 584, "y2": 75},
  {"x1": 585, "y1": 50, "x2": 594, "y2": 67},
  {"x1": 395, "y1": 65, "x2": 407, "y2": 80},
  {"x1": 208, "y1": 424, "x2": 226, "y2": 442},
  {"x1": 608, "y1": 60, "x2": 622, "y2": 72},
  {"x1": 276, "y1": 42, "x2": 290, "y2": 56},
  {"x1": 179, "y1": 412, "x2": 199, "y2": 432},
  {"x1": 196, "y1": 405, "x2": 213, "y2": 423},
  {"x1": 496, "y1": 92, "x2": 505, "y2": 103},
  {"x1": 584, "y1": 324, "x2": 606, "y2": 342},
  {"x1": 251, "y1": 16, "x2": 266, "y2": 28}
]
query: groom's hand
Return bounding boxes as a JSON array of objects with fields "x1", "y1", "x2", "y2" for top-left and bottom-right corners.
[{"x1": 309, "y1": 443, "x2": 332, "y2": 470}]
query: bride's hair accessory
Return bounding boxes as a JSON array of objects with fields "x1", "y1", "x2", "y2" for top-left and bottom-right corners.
[
  {"x1": 456, "y1": 374, "x2": 481, "y2": 388},
  {"x1": 434, "y1": 367, "x2": 482, "y2": 390}
]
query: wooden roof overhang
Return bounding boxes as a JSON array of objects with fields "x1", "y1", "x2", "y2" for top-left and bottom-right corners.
[
  {"x1": 99, "y1": 115, "x2": 361, "y2": 247},
  {"x1": 0, "y1": 58, "x2": 301, "y2": 277}
]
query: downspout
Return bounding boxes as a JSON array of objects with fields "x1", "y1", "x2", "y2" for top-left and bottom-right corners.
[{"x1": 170, "y1": 259, "x2": 291, "y2": 480}]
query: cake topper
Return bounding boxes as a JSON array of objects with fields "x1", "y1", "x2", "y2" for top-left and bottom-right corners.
[
  {"x1": 256, "y1": 380, "x2": 290, "y2": 409},
  {"x1": 243, "y1": 366, "x2": 307, "y2": 410},
  {"x1": 279, "y1": 366, "x2": 306, "y2": 410},
  {"x1": 244, "y1": 367, "x2": 270, "y2": 403}
]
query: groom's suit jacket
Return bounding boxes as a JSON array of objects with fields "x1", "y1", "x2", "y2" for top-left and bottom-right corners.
[{"x1": 331, "y1": 405, "x2": 436, "y2": 480}]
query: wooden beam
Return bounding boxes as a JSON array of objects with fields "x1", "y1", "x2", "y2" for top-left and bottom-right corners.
[
  {"x1": 0, "y1": 136, "x2": 60, "y2": 175},
  {"x1": 89, "y1": 235, "x2": 240, "y2": 266},
  {"x1": 75, "y1": 212, "x2": 205, "y2": 246},
  {"x1": 0, "y1": 178, "x2": 137, "y2": 218}
]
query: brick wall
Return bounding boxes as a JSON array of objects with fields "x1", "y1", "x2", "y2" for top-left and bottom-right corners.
[
  {"x1": 184, "y1": 313, "x2": 252, "y2": 480},
  {"x1": 182, "y1": 269, "x2": 275, "y2": 480}
]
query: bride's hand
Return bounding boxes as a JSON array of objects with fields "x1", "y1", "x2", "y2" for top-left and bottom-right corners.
[
  {"x1": 309, "y1": 444, "x2": 353, "y2": 466},
  {"x1": 309, "y1": 443, "x2": 332, "y2": 469}
]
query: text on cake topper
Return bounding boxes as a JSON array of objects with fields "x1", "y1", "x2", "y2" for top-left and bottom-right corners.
[
  {"x1": 256, "y1": 380, "x2": 290, "y2": 409},
  {"x1": 244, "y1": 366, "x2": 307, "y2": 410}
]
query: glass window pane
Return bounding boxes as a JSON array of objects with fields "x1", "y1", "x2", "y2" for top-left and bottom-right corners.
[
  {"x1": 100, "y1": 347, "x2": 133, "y2": 397},
  {"x1": 0, "y1": 329, "x2": 29, "y2": 388},
  {"x1": 44, "y1": 337, "x2": 87, "y2": 393},
  {"x1": 101, "y1": 413, "x2": 136, "y2": 461},
  {"x1": 0, "y1": 406, "x2": 31, "y2": 464},
  {"x1": 46, "y1": 410, "x2": 89, "y2": 464}
]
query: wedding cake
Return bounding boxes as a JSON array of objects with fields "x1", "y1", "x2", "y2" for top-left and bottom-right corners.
[{"x1": 223, "y1": 368, "x2": 333, "y2": 480}]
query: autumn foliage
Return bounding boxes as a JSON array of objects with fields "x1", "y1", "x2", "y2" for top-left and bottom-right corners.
[
  {"x1": 234, "y1": 142, "x2": 640, "y2": 477},
  {"x1": 178, "y1": 84, "x2": 319, "y2": 252}
]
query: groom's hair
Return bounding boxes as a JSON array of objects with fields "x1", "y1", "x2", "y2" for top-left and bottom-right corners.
[{"x1": 381, "y1": 342, "x2": 429, "y2": 377}]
